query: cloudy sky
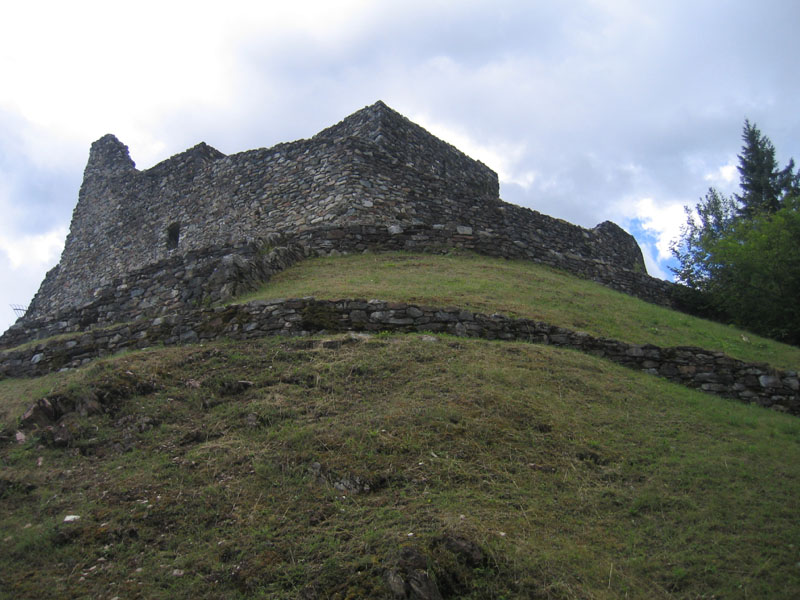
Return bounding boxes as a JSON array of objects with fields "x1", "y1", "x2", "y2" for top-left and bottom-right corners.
[{"x1": 2, "y1": 0, "x2": 799, "y2": 333}]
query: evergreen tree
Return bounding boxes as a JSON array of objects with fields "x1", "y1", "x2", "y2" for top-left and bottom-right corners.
[{"x1": 735, "y1": 119, "x2": 799, "y2": 218}]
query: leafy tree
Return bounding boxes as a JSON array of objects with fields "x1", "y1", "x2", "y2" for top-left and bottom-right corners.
[
  {"x1": 671, "y1": 187, "x2": 737, "y2": 290},
  {"x1": 708, "y1": 197, "x2": 800, "y2": 342},
  {"x1": 671, "y1": 120, "x2": 800, "y2": 343}
]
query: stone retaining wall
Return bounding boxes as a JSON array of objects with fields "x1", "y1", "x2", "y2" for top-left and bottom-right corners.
[
  {"x1": 296, "y1": 224, "x2": 672, "y2": 305},
  {"x1": 0, "y1": 238, "x2": 306, "y2": 349},
  {"x1": 2, "y1": 298, "x2": 796, "y2": 415}
]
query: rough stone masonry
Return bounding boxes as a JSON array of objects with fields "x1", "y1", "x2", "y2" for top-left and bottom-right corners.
[{"x1": 3, "y1": 101, "x2": 673, "y2": 347}]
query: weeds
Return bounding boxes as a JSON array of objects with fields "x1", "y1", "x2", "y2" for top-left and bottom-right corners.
[{"x1": 2, "y1": 334, "x2": 798, "y2": 598}]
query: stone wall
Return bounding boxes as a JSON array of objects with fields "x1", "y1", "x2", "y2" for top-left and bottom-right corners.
[
  {"x1": 2, "y1": 298, "x2": 796, "y2": 415},
  {"x1": 0, "y1": 237, "x2": 306, "y2": 349},
  {"x1": 14, "y1": 101, "x2": 663, "y2": 344},
  {"x1": 1, "y1": 222, "x2": 674, "y2": 350}
]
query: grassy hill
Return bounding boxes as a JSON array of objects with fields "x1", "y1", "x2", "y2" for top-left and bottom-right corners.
[
  {"x1": 1, "y1": 252, "x2": 799, "y2": 599},
  {"x1": 239, "y1": 251, "x2": 800, "y2": 369}
]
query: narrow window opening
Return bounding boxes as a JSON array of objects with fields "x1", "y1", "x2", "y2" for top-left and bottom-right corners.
[{"x1": 167, "y1": 223, "x2": 180, "y2": 250}]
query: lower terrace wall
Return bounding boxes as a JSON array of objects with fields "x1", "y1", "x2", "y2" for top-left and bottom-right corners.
[
  {"x1": 1, "y1": 223, "x2": 674, "y2": 350},
  {"x1": 2, "y1": 298, "x2": 797, "y2": 416}
]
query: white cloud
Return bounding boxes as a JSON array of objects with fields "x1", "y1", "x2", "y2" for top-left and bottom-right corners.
[
  {"x1": 703, "y1": 161, "x2": 738, "y2": 193},
  {"x1": 638, "y1": 240, "x2": 671, "y2": 281},
  {"x1": 408, "y1": 112, "x2": 538, "y2": 189},
  {"x1": 0, "y1": 227, "x2": 67, "y2": 270},
  {"x1": 0, "y1": 1, "x2": 374, "y2": 166},
  {"x1": 633, "y1": 198, "x2": 687, "y2": 260},
  {"x1": 0, "y1": 226, "x2": 66, "y2": 333},
  {"x1": 710, "y1": 163, "x2": 737, "y2": 183}
]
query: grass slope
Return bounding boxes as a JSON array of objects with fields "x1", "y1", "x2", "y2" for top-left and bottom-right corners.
[
  {"x1": 1, "y1": 253, "x2": 799, "y2": 599},
  {"x1": 1, "y1": 336, "x2": 799, "y2": 599},
  {"x1": 238, "y1": 251, "x2": 800, "y2": 370}
]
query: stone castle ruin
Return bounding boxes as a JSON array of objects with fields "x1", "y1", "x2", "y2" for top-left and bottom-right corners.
[
  {"x1": 4, "y1": 102, "x2": 798, "y2": 414},
  {"x1": 5, "y1": 101, "x2": 671, "y2": 346}
]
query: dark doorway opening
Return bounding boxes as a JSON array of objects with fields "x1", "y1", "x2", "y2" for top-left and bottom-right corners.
[{"x1": 167, "y1": 223, "x2": 180, "y2": 250}]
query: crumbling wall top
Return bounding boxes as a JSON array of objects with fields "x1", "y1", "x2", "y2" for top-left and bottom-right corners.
[{"x1": 84, "y1": 134, "x2": 136, "y2": 178}]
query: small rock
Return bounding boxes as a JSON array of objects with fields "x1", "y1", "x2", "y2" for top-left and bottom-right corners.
[
  {"x1": 407, "y1": 307, "x2": 424, "y2": 318},
  {"x1": 52, "y1": 423, "x2": 73, "y2": 447},
  {"x1": 759, "y1": 375, "x2": 782, "y2": 388},
  {"x1": 172, "y1": 569, "x2": 184, "y2": 577},
  {"x1": 398, "y1": 547, "x2": 427, "y2": 570},
  {"x1": 63, "y1": 515, "x2": 81, "y2": 523},
  {"x1": 407, "y1": 570, "x2": 443, "y2": 600},
  {"x1": 386, "y1": 547, "x2": 444, "y2": 600},
  {"x1": 385, "y1": 569, "x2": 407, "y2": 597},
  {"x1": 438, "y1": 534, "x2": 485, "y2": 567},
  {"x1": 347, "y1": 332, "x2": 372, "y2": 341},
  {"x1": 21, "y1": 397, "x2": 57, "y2": 427}
]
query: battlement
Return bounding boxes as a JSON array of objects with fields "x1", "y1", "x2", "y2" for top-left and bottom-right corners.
[{"x1": 6, "y1": 102, "x2": 670, "y2": 347}]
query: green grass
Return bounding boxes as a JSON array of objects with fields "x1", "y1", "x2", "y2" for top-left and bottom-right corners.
[
  {"x1": 2, "y1": 335, "x2": 800, "y2": 598},
  {"x1": 2, "y1": 252, "x2": 800, "y2": 598},
  {"x1": 236, "y1": 251, "x2": 800, "y2": 370}
]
